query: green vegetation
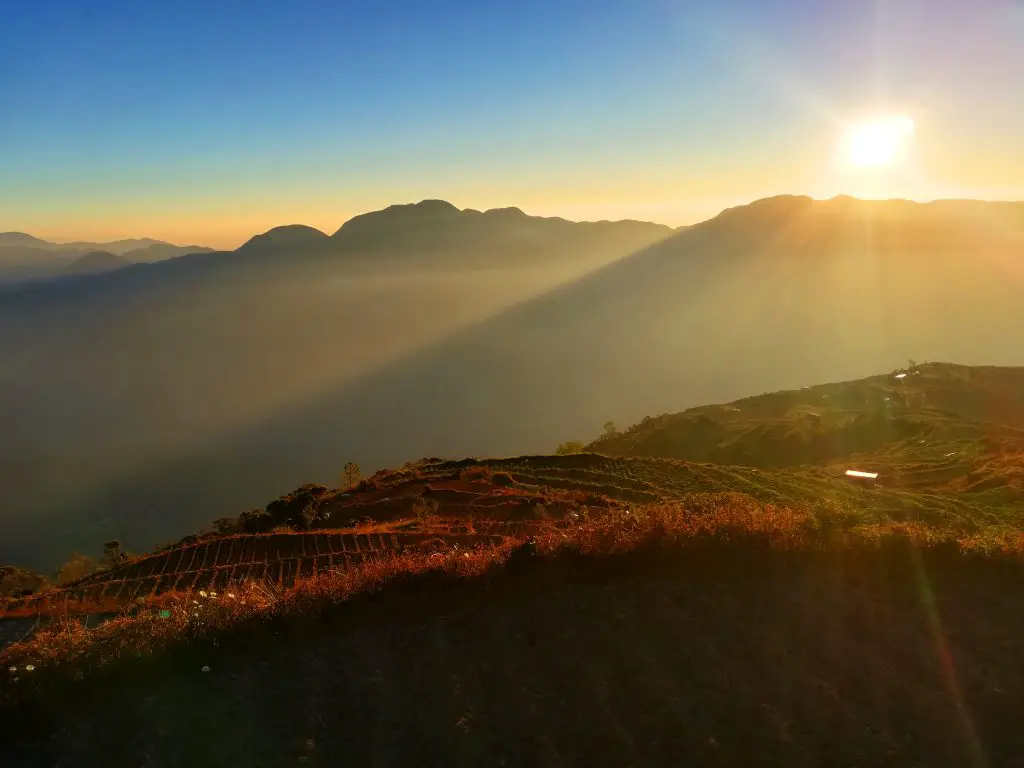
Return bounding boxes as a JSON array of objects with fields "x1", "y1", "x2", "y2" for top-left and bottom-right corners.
[{"x1": 586, "y1": 362, "x2": 1024, "y2": 522}]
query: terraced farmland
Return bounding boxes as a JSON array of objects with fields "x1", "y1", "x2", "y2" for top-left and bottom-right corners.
[
  {"x1": 7, "y1": 531, "x2": 508, "y2": 617},
  {"x1": 8, "y1": 440, "x2": 1020, "y2": 619},
  {"x1": 410, "y1": 454, "x2": 1007, "y2": 528}
]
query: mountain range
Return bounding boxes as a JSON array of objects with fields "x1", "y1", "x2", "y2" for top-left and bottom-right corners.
[
  {"x1": 0, "y1": 194, "x2": 1021, "y2": 569},
  {"x1": 0, "y1": 234, "x2": 214, "y2": 283}
]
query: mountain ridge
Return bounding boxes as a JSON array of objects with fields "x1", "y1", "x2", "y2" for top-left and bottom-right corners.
[{"x1": 0, "y1": 234, "x2": 217, "y2": 283}]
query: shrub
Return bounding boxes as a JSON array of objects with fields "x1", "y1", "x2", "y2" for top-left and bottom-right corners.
[
  {"x1": 413, "y1": 497, "x2": 440, "y2": 529},
  {"x1": 0, "y1": 566, "x2": 48, "y2": 598},
  {"x1": 266, "y1": 484, "x2": 331, "y2": 530},
  {"x1": 55, "y1": 553, "x2": 99, "y2": 585},
  {"x1": 237, "y1": 509, "x2": 271, "y2": 533},
  {"x1": 212, "y1": 517, "x2": 240, "y2": 534}
]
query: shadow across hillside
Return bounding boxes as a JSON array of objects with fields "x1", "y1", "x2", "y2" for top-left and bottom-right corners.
[
  {"x1": 6, "y1": 198, "x2": 1016, "y2": 566},
  {"x1": 2, "y1": 196, "x2": 1022, "y2": 568}
]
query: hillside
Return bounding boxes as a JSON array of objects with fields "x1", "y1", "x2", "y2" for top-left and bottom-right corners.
[
  {"x1": 5, "y1": 362, "x2": 1024, "y2": 617},
  {"x1": 0, "y1": 196, "x2": 1021, "y2": 570},
  {"x1": 589, "y1": 362, "x2": 1024, "y2": 496},
  {"x1": 5, "y1": 360, "x2": 1024, "y2": 763}
]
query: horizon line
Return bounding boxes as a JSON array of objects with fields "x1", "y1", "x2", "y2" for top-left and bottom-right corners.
[{"x1": 8, "y1": 191, "x2": 1023, "y2": 251}]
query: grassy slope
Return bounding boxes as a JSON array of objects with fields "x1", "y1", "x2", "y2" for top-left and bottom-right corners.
[{"x1": 587, "y1": 362, "x2": 1024, "y2": 519}]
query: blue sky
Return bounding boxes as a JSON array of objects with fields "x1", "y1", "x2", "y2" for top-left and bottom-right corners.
[{"x1": 1, "y1": 0, "x2": 1021, "y2": 247}]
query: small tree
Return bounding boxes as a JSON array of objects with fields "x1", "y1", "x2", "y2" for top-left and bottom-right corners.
[
  {"x1": 413, "y1": 497, "x2": 439, "y2": 529},
  {"x1": 213, "y1": 516, "x2": 240, "y2": 534},
  {"x1": 603, "y1": 421, "x2": 618, "y2": 436},
  {"x1": 342, "y1": 461, "x2": 362, "y2": 489},
  {"x1": 103, "y1": 539, "x2": 127, "y2": 566}
]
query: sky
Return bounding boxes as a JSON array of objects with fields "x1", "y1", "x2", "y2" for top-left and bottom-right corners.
[{"x1": 1, "y1": 0, "x2": 1021, "y2": 249}]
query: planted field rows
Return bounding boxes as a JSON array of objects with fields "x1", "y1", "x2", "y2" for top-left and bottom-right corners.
[
  {"x1": 423, "y1": 455, "x2": 988, "y2": 526},
  {"x1": 13, "y1": 531, "x2": 506, "y2": 615}
]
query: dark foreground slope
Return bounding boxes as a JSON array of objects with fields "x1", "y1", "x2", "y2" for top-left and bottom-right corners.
[{"x1": 2, "y1": 540, "x2": 1021, "y2": 767}]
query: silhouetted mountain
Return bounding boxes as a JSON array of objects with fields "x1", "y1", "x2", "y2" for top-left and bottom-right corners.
[
  {"x1": 238, "y1": 225, "x2": 330, "y2": 253},
  {"x1": 0, "y1": 234, "x2": 214, "y2": 283},
  {"x1": 51, "y1": 237, "x2": 168, "y2": 256},
  {"x1": 120, "y1": 243, "x2": 215, "y2": 263},
  {"x1": 225, "y1": 199, "x2": 673, "y2": 267},
  {"x1": 0, "y1": 232, "x2": 52, "y2": 249},
  {"x1": 328, "y1": 199, "x2": 672, "y2": 265},
  {"x1": 0, "y1": 233, "x2": 171, "y2": 255},
  {"x1": 63, "y1": 250, "x2": 130, "y2": 275},
  {"x1": 0, "y1": 195, "x2": 1020, "y2": 570}
]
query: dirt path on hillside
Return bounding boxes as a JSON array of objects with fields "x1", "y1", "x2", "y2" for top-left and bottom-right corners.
[{"x1": 2, "y1": 553, "x2": 1023, "y2": 767}]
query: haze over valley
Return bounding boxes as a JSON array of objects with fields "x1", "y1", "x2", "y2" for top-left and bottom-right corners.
[{"x1": 0, "y1": 194, "x2": 1020, "y2": 568}]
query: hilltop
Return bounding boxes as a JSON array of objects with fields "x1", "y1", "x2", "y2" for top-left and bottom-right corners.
[{"x1": 589, "y1": 362, "x2": 1024, "y2": 499}]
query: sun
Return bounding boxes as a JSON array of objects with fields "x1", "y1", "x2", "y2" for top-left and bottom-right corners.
[{"x1": 843, "y1": 115, "x2": 915, "y2": 168}]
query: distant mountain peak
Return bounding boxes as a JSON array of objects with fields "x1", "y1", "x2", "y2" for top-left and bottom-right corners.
[
  {"x1": 409, "y1": 199, "x2": 460, "y2": 214},
  {"x1": 331, "y1": 200, "x2": 465, "y2": 239},
  {"x1": 0, "y1": 232, "x2": 52, "y2": 249},
  {"x1": 63, "y1": 250, "x2": 129, "y2": 275},
  {"x1": 238, "y1": 225, "x2": 329, "y2": 252},
  {"x1": 483, "y1": 206, "x2": 527, "y2": 218}
]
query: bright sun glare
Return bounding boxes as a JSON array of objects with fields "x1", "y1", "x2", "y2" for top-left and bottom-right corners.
[{"x1": 844, "y1": 115, "x2": 915, "y2": 168}]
